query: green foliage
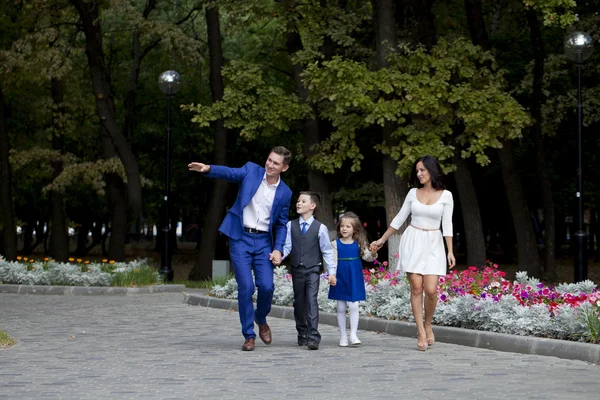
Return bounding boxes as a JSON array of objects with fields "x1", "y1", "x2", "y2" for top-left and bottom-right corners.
[
  {"x1": 45, "y1": 158, "x2": 154, "y2": 195},
  {"x1": 282, "y1": 0, "x2": 372, "y2": 65},
  {"x1": 0, "y1": 330, "x2": 16, "y2": 348},
  {"x1": 331, "y1": 181, "x2": 385, "y2": 209},
  {"x1": 173, "y1": 273, "x2": 235, "y2": 288},
  {"x1": 111, "y1": 265, "x2": 162, "y2": 287},
  {"x1": 577, "y1": 303, "x2": 600, "y2": 344},
  {"x1": 523, "y1": 0, "x2": 578, "y2": 27},
  {"x1": 184, "y1": 60, "x2": 312, "y2": 139},
  {"x1": 304, "y1": 38, "x2": 531, "y2": 176}
]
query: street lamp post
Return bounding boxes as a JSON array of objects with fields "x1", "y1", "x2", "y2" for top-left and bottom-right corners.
[
  {"x1": 564, "y1": 32, "x2": 594, "y2": 282},
  {"x1": 158, "y1": 70, "x2": 182, "y2": 283}
]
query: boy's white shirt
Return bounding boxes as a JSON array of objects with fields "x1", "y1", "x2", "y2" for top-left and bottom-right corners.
[{"x1": 282, "y1": 215, "x2": 337, "y2": 274}]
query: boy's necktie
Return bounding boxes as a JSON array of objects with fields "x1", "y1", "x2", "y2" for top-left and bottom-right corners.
[{"x1": 301, "y1": 222, "x2": 307, "y2": 235}]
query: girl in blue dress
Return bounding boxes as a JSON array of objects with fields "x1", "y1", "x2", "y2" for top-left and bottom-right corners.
[{"x1": 328, "y1": 212, "x2": 377, "y2": 347}]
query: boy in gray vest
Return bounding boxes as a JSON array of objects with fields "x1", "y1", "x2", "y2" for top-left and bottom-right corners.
[{"x1": 281, "y1": 191, "x2": 336, "y2": 350}]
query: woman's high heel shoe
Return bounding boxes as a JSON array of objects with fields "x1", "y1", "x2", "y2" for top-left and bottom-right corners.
[
  {"x1": 417, "y1": 333, "x2": 428, "y2": 351},
  {"x1": 425, "y1": 326, "x2": 435, "y2": 347}
]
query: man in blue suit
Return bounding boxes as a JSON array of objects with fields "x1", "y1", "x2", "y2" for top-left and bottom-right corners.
[{"x1": 188, "y1": 146, "x2": 293, "y2": 351}]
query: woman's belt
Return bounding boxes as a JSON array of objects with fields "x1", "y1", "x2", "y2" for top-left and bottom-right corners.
[{"x1": 410, "y1": 224, "x2": 440, "y2": 232}]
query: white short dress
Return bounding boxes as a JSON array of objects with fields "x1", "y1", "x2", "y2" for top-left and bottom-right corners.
[{"x1": 389, "y1": 188, "x2": 454, "y2": 276}]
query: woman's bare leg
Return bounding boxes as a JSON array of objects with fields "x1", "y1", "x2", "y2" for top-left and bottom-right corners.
[
  {"x1": 407, "y1": 273, "x2": 427, "y2": 350},
  {"x1": 423, "y1": 275, "x2": 439, "y2": 346}
]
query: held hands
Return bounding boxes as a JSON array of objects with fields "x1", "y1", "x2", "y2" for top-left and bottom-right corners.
[
  {"x1": 370, "y1": 239, "x2": 384, "y2": 252},
  {"x1": 188, "y1": 162, "x2": 210, "y2": 173},
  {"x1": 270, "y1": 250, "x2": 282, "y2": 266},
  {"x1": 447, "y1": 252, "x2": 456, "y2": 269},
  {"x1": 328, "y1": 274, "x2": 336, "y2": 286}
]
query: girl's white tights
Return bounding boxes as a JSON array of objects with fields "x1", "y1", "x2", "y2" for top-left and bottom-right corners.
[{"x1": 337, "y1": 301, "x2": 359, "y2": 338}]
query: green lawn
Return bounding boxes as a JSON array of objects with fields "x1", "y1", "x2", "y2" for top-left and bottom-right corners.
[
  {"x1": 0, "y1": 330, "x2": 16, "y2": 348},
  {"x1": 173, "y1": 274, "x2": 234, "y2": 289}
]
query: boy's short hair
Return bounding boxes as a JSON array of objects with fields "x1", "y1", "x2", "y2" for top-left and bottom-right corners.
[
  {"x1": 270, "y1": 146, "x2": 292, "y2": 165},
  {"x1": 299, "y1": 191, "x2": 321, "y2": 209}
]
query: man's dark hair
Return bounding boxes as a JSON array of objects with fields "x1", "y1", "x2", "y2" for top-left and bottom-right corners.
[{"x1": 271, "y1": 146, "x2": 293, "y2": 165}]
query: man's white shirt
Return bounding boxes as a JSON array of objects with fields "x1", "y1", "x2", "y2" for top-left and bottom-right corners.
[{"x1": 243, "y1": 173, "x2": 280, "y2": 232}]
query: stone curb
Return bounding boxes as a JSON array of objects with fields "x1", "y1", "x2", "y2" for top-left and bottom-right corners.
[
  {"x1": 184, "y1": 292, "x2": 600, "y2": 365},
  {"x1": 0, "y1": 284, "x2": 186, "y2": 295}
]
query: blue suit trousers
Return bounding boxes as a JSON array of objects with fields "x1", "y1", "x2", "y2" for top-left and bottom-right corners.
[{"x1": 229, "y1": 232, "x2": 275, "y2": 339}]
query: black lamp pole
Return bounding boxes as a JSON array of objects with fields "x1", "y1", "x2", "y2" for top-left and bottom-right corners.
[
  {"x1": 572, "y1": 57, "x2": 587, "y2": 282},
  {"x1": 158, "y1": 71, "x2": 182, "y2": 283},
  {"x1": 564, "y1": 32, "x2": 593, "y2": 282}
]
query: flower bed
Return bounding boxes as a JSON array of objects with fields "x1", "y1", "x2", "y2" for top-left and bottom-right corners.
[
  {"x1": 209, "y1": 262, "x2": 600, "y2": 343},
  {"x1": 0, "y1": 256, "x2": 160, "y2": 287}
]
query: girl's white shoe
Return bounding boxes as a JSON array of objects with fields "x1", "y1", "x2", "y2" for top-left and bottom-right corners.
[
  {"x1": 350, "y1": 335, "x2": 361, "y2": 345},
  {"x1": 339, "y1": 337, "x2": 349, "y2": 347}
]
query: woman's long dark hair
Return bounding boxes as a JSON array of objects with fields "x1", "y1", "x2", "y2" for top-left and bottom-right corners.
[{"x1": 410, "y1": 155, "x2": 445, "y2": 190}]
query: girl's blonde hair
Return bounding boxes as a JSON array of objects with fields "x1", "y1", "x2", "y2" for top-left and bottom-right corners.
[{"x1": 336, "y1": 212, "x2": 369, "y2": 253}]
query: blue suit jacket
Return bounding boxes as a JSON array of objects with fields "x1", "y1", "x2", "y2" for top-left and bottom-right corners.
[{"x1": 207, "y1": 162, "x2": 292, "y2": 253}]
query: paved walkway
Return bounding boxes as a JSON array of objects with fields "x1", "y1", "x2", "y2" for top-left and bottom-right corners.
[{"x1": 0, "y1": 293, "x2": 598, "y2": 399}]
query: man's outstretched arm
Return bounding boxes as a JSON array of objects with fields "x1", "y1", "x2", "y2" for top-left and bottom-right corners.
[{"x1": 188, "y1": 162, "x2": 250, "y2": 182}]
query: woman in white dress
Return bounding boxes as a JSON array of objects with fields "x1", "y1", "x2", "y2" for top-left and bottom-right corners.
[{"x1": 370, "y1": 155, "x2": 455, "y2": 351}]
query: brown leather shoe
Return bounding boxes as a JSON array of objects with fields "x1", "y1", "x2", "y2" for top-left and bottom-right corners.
[
  {"x1": 241, "y1": 338, "x2": 255, "y2": 351},
  {"x1": 255, "y1": 320, "x2": 272, "y2": 345}
]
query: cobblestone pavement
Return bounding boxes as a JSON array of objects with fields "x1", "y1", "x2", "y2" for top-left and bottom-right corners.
[{"x1": 0, "y1": 293, "x2": 598, "y2": 400}]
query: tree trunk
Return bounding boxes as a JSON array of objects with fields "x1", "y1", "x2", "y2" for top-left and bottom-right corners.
[
  {"x1": 463, "y1": 0, "x2": 540, "y2": 276},
  {"x1": 372, "y1": 0, "x2": 409, "y2": 270},
  {"x1": 453, "y1": 154, "x2": 486, "y2": 266},
  {"x1": 189, "y1": 4, "x2": 230, "y2": 281},
  {"x1": 527, "y1": 9, "x2": 556, "y2": 280},
  {"x1": 0, "y1": 86, "x2": 16, "y2": 260},
  {"x1": 498, "y1": 143, "x2": 541, "y2": 276},
  {"x1": 49, "y1": 77, "x2": 69, "y2": 262},
  {"x1": 34, "y1": 221, "x2": 45, "y2": 254},
  {"x1": 22, "y1": 224, "x2": 34, "y2": 254},
  {"x1": 75, "y1": 223, "x2": 90, "y2": 256},
  {"x1": 463, "y1": 0, "x2": 489, "y2": 47},
  {"x1": 105, "y1": 173, "x2": 128, "y2": 261},
  {"x1": 408, "y1": 0, "x2": 437, "y2": 48},
  {"x1": 102, "y1": 131, "x2": 128, "y2": 261},
  {"x1": 284, "y1": 1, "x2": 336, "y2": 233},
  {"x1": 70, "y1": 0, "x2": 143, "y2": 217}
]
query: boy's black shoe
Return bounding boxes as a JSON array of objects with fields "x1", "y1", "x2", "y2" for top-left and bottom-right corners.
[
  {"x1": 298, "y1": 336, "x2": 308, "y2": 346},
  {"x1": 307, "y1": 342, "x2": 319, "y2": 350}
]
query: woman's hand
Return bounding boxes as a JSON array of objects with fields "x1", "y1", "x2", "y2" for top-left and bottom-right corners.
[
  {"x1": 370, "y1": 239, "x2": 384, "y2": 252},
  {"x1": 447, "y1": 252, "x2": 456, "y2": 269}
]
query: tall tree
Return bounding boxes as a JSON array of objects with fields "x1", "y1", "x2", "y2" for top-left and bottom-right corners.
[
  {"x1": 284, "y1": 0, "x2": 336, "y2": 232},
  {"x1": 526, "y1": 8, "x2": 556, "y2": 279},
  {"x1": 414, "y1": 0, "x2": 487, "y2": 267},
  {"x1": 48, "y1": 77, "x2": 70, "y2": 261},
  {"x1": 0, "y1": 86, "x2": 17, "y2": 260},
  {"x1": 371, "y1": 0, "x2": 409, "y2": 270},
  {"x1": 70, "y1": 0, "x2": 143, "y2": 259},
  {"x1": 189, "y1": 2, "x2": 230, "y2": 281},
  {"x1": 463, "y1": 0, "x2": 541, "y2": 276}
]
